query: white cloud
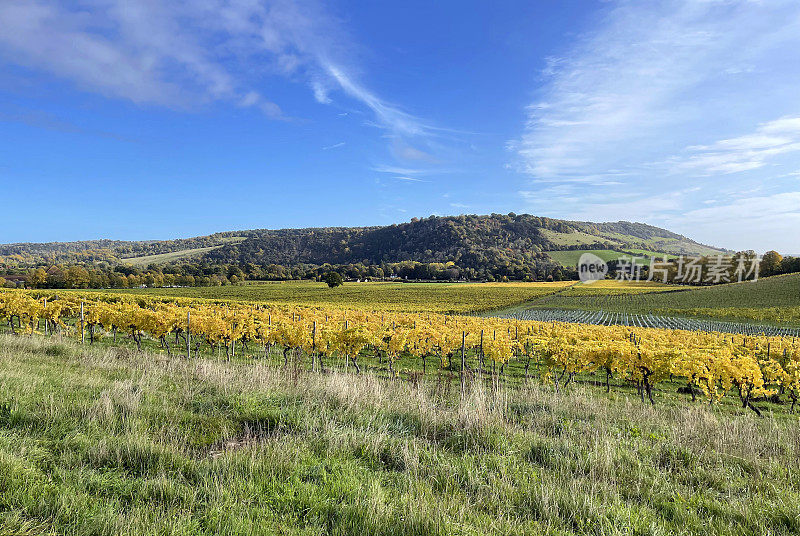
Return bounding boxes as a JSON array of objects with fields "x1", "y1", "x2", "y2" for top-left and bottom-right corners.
[
  {"x1": 512, "y1": 0, "x2": 800, "y2": 252},
  {"x1": 674, "y1": 192, "x2": 800, "y2": 252},
  {"x1": 372, "y1": 165, "x2": 427, "y2": 175},
  {"x1": 0, "y1": 1, "x2": 276, "y2": 111},
  {"x1": 0, "y1": 0, "x2": 430, "y2": 136},
  {"x1": 311, "y1": 81, "x2": 332, "y2": 104},
  {"x1": 513, "y1": 0, "x2": 800, "y2": 182},
  {"x1": 372, "y1": 164, "x2": 456, "y2": 179},
  {"x1": 323, "y1": 64, "x2": 430, "y2": 137},
  {"x1": 394, "y1": 176, "x2": 428, "y2": 183},
  {"x1": 669, "y1": 116, "x2": 800, "y2": 175},
  {"x1": 322, "y1": 142, "x2": 345, "y2": 150}
]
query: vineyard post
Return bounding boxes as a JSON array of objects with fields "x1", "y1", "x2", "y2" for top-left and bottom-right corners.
[
  {"x1": 43, "y1": 298, "x2": 48, "y2": 335},
  {"x1": 460, "y1": 331, "x2": 466, "y2": 395},
  {"x1": 186, "y1": 311, "x2": 191, "y2": 358},
  {"x1": 312, "y1": 321, "x2": 317, "y2": 372},
  {"x1": 80, "y1": 301, "x2": 84, "y2": 344},
  {"x1": 479, "y1": 330, "x2": 484, "y2": 379}
]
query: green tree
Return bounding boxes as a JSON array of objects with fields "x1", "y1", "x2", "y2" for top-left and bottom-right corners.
[
  {"x1": 323, "y1": 271, "x2": 343, "y2": 288},
  {"x1": 27, "y1": 268, "x2": 47, "y2": 288},
  {"x1": 761, "y1": 251, "x2": 783, "y2": 277},
  {"x1": 64, "y1": 266, "x2": 91, "y2": 288}
]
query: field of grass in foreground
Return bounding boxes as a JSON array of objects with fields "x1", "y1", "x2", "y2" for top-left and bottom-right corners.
[
  {"x1": 1, "y1": 335, "x2": 799, "y2": 535},
  {"x1": 80, "y1": 280, "x2": 575, "y2": 313}
]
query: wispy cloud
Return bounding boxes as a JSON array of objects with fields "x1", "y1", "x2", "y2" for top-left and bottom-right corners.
[
  {"x1": 668, "y1": 116, "x2": 800, "y2": 175},
  {"x1": 514, "y1": 1, "x2": 800, "y2": 182},
  {"x1": 513, "y1": 0, "x2": 800, "y2": 251},
  {"x1": 394, "y1": 176, "x2": 428, "y2": 183},
  {"x1": 322, "y1": 142, "x2": 345, "y2": 150},
  {"x1": 674, "y1": 192, "x2": 800, "y2": 253},
  {"x1": 372, "y1": 164, "x2": 457, "y2": 181},
  {"x1": 323, "y1": 63, "x2": 430, "y2": 137},
  {"x1": 372, "y1": 165, "x2": 429, "y2": 176},
  {"x1": 0, "y1": 0, "x2": 433, "y2": 139}
]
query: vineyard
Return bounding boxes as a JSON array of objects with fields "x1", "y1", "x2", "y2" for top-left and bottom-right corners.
[
  {"x1": 3, "y1": 288, "x2": 800, "y2": 413},
  {"x1": 512, "y1": 273, "x2": 800, "y2": 325},
  {"x1": 75, "y1": 280, "x2": 576, "y2": 314},
  {"x1": 499, "y1": 309, "x2": 800, "y2": 338}
]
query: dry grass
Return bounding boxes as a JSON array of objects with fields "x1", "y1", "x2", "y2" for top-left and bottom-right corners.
[{"x1": 1, "y1": 334, "x2": 799, "y2": 535}]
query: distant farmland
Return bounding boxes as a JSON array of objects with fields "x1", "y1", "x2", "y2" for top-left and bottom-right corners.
[
  {"x1": 545, "y1": 249, "x2": 677, "y2": 267},
  {"x1": 120, "y1": 237, "x2": 245, "y2": 267}
]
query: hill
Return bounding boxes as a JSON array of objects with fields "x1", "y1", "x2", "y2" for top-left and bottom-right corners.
[{"x1": 0, "y1": 214, "x2": 726, "y2": 279}]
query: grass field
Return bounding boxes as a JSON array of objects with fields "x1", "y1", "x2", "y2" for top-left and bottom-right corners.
[
  {"x1": 539, "y1": 229, "x2": 723, "y2": 257},
  {"x1": 82, "y1": 281, "x2": 576, "y2": 314},
  {"x1": 545, "y1": 250, "x2": 675, "y2": 268},
  {"x1": 538, "y1": 229, "x2": 610, "y2": 247},
  {"x1": 120, "y1": 237, "x2": 245, "y2": 267},
  {"x1": 553, "y1": 280, "x2": 678, "y2": 295},
  {"x1": 509, "y1": 273, "x2": 800, "y2": 325},
  {"x1": 1, "y1": 334, "x2": 799, "y2": 535}
]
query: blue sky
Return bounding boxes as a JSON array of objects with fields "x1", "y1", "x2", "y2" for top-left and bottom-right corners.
[{"x1": 1, "y1": 0, "x2": 799, "y2": 253}]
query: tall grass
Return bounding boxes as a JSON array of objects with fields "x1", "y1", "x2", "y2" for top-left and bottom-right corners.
[{"x1": 1, "y1": 334, "x2": 799, "y2": 535}]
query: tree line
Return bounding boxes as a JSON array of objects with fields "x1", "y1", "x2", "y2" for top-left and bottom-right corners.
[{"x1": 0, "y1": 258, "x2": 576, "y2": 290}]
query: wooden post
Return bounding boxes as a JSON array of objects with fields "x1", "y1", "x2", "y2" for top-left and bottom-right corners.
[
  {"x1": 43, "y1": 298, "x2": 48, "y2": 335},
  {"x1": 80, "y1": 302, "x2": 85, "y2": 344},
  {"x1": 312, "y1": 321, "x2": 317, "y2": 372},
  {"x1": 460, "y1": 331, "x2": 466, "y2": 395},
  {"x1": 479, "y1": 329, "x2": 484, "y2": 378},
  {"x1": 344, "y1": 320, "x2": 349, "y2": 371},
  {"x1": 186, "y1": 311, "x2": 191, "y2": 358}
]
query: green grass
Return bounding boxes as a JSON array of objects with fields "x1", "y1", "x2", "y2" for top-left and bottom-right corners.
[
  {"x1": 511, "y1": 273, "x2": 800, "y2": 325},
  {"x1": 545, "y1": 249, "x2": 623, "y2": 267},
  {"x1": 1, "y1": 334, "x2": 799, "y2": 535},
  {"x1": 545, "y1": 249, "x2": 675, "y2": 268},
  {"x1": 120, "y1": 237, "x2": 245, "y2": 267},
  {"x1": 621, "y1": 248, "x2": 678, "y2": 258},
  {"x1": 538, "y1": 229, "x2": 612, "y2": 247},
  {"x1": 539, "y1": 229, "x2": 722, "y2": 257},
  {"x1": 75, "y1": 281, "x2": 575, "y2": 314},
  {"x1": 555, "y1": 280, "x2": 678, "y2": 295}
]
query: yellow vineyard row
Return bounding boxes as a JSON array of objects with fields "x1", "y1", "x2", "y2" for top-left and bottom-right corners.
[{"x1": 1, "y1": 289, "x2": 798, "y2": 409}]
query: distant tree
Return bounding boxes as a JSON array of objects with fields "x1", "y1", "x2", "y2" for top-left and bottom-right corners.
[
  {"x1": 323, "y1": 271, "x2": 343, "y2": 288},
  {"x1": 761, "y1": 251, "x2": 783, "y2": 277},
  {"x1": 27, "y1": 267, "x2": 47, "y2": 288},
  {"x1": 64, "y1": 265, "x2": 91, "y2": 288},
  {"x1": 780, "y1": 255, "x2": 800, "y2": 275}
]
